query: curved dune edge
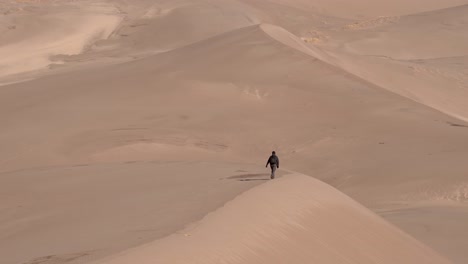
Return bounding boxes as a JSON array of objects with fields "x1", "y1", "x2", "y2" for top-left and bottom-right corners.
[
  {"x1": 259, "y1": 22, "x2": 468, "y2": 123},
  {"x1": 260, "y1": 23, "x2": 336, "y2": 63},
  {"x1": 96, "y1": 174, "x2": 450, "y2": 264}
]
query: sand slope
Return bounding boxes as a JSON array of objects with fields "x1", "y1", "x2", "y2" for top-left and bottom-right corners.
[
  {"x1": 321, "y1": 5, "x2": 468, "y2": 121},
  {"x1": 247, "y1": 0, "x2": 468, "y2": 19},
  {"x1": 96, "y1": 174, "x2": 450, "y2": 264},
  {"x1": 2, "y1": 1, "x2": 468, "y2": 263},
  {"x1": 0, "y1": 162, "x2": 271, "y2": 264},
  {"x1": 2, "y1": 20, "x2": 468, "y2": 263}
]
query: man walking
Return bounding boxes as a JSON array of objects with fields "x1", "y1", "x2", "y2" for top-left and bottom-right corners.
[{"x1": 265, "y1": 151, "x2": 279, "y2": 179}]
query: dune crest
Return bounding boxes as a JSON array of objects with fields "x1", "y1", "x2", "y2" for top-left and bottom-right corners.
[{"x1": 97, "y1": 174, "x2": 449, "y2": 264}]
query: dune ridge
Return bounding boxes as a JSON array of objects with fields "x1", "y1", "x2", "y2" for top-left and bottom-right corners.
[
  {"x1": 240, "y1": 22, "x2": 468, "y2": 123},
  {"x1": 96, "y1": 174, "x2": 450, "y2": 264},
  {"x1": 261, "y1": 20, "x2": 468, "y2": 122}
]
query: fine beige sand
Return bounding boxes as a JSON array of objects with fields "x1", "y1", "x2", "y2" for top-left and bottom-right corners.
[
  {"x1": 94, "y1": 174, "x2": 451, "y2": 264},
  {"x1": 1, "y1": 0, "x2": 468, "y2": 264}
]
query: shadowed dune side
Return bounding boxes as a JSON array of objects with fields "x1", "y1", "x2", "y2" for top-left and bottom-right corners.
[{"x1": 96, "y1": 174, "x2": 450, "y2": 264}]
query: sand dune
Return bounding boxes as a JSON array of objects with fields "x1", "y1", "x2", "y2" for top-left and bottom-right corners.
[
  {"x1": 96, "y1": 174, "x2": 449, "y2": 264},
  {"x1": 249, "y1": 0, "x2": 468, "y2": 18},
  {"x1": 341, "y1": 5, "x2": 468, "y2": 60},
  {"x1": 113, "y1": 0, "x2": 260, "y2": 51},
  {"x1": 0, "y1": 1, "x2": 122, "y2": 80},
  {"x1": 0, "y1": 161, "x2": 270, "y2": 264},
  {"x1": 1, "y1": 0, "x2": 468, "y2": 263},
  {"x1": 2, "y1": 19, "x2": 468, "y2": 262}
]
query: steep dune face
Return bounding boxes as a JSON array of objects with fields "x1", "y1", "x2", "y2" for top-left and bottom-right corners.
[{"x1": 97, "y1": 174, "x2": 450, "y2": 264}]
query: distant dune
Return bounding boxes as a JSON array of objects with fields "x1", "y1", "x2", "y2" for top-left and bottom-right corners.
[{"x1": 0, "y1": 1, "x2": 122, "y2": 80}]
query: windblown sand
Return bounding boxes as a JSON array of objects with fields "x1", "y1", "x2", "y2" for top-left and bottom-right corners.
[{"x1": 1, "y1": 1, "x2": 468, "y2": 264}]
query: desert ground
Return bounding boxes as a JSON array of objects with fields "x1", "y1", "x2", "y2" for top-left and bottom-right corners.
[{"x1": 1, "y1": 0, "x2": 468, "y2": 263}]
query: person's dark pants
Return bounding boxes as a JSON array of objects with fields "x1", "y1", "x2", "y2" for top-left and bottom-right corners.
[{"x1": 270, "y1": 164, "x2": 277, "y2": 179}]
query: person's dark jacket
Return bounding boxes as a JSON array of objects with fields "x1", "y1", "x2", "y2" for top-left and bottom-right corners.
[{"x1": 266, "y1": 154, "x2": 279, "y2": 168}]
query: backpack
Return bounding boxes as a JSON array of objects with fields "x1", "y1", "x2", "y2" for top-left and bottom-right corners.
[{"x1": 269, "y1": 155, "x2": 277, "y2": 164}]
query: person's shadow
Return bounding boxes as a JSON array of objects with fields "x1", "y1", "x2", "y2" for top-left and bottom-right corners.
[{"x1": 227, "y1": 173, "x2": 270, "y2": 181}]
